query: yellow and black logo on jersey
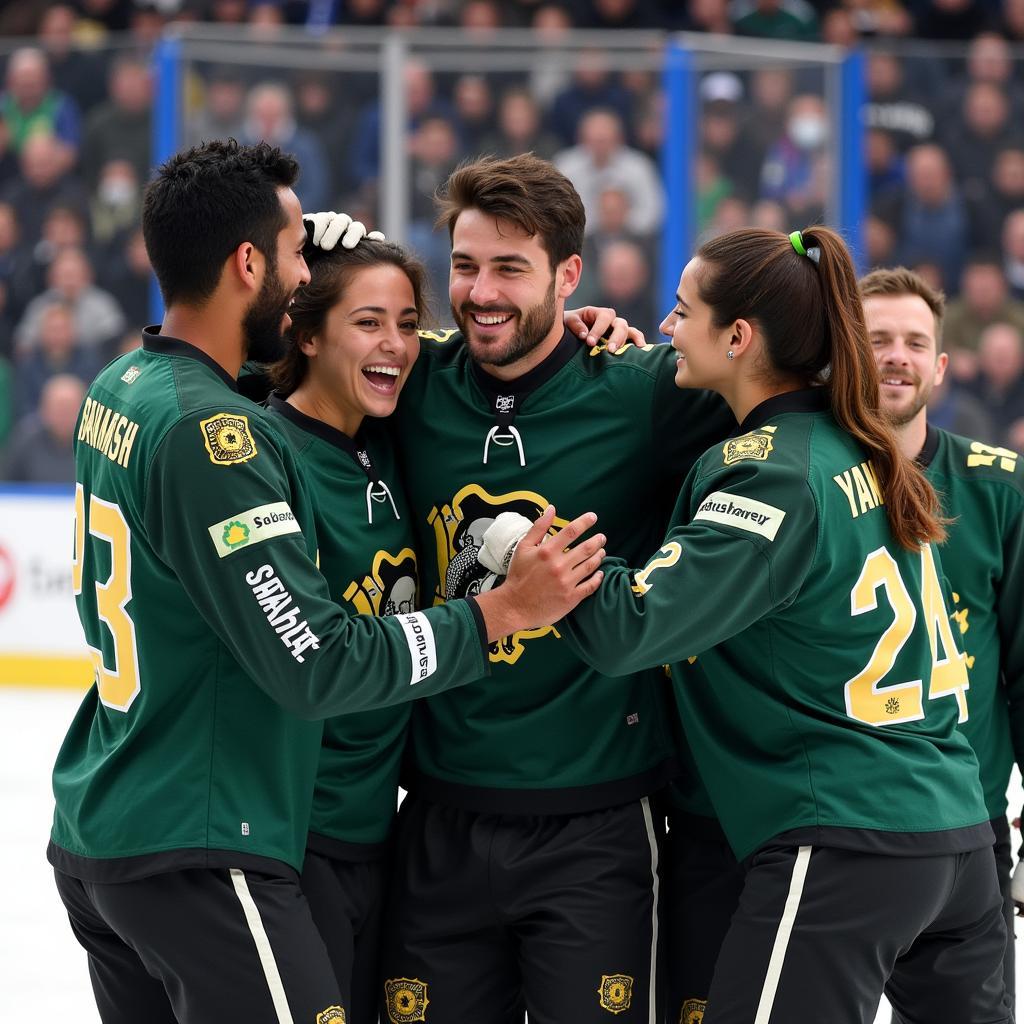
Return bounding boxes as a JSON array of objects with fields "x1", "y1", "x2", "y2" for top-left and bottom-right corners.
[
  {"x1": 680, "y1": 997, "x2": 707, "y2": 1023},
  {"x1": 316, "y1": 1006, "x2": 347, "y2": 1024},
  {"x1": 200, "y1": 413, "x2": 257, "y2": 466},
  {"x1": 599, "y1": 974, "x2": 634, "y2": 1014},
  {"x1": 384, "y1": 978, "x2": 429, "y2": 1023},
  {"x1": 723, "y1": 426, "x2": 775, "y2": 466},
  {"x1": 417, "y1": 328, "x2": 458, "y2": 345},
  {"x1": 429, "y1": 483, "x2": 566, "y2": 664},
  {"x1": 344, "y1": 548, "x2": 418, "y2": 618}
]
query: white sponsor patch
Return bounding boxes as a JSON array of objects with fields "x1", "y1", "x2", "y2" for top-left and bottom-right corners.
[
  {"x1": 209, "y1": 502, "x2": 301, "y2": 557},
  {"x1": 694, "y1": 490, "x2": 786, "y2": 541},
  {"x1": 397, "y1": 612, "x2": 437, "y2": 685}
]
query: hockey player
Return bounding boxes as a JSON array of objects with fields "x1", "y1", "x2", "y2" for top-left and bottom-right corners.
[
  {"x1": 370, "y1": 153, "x2": 735, "y2": 1024},
  {"x1": 558, "y1": 227, "x2": 1012, "y2": 1024},
  {"x1": 49, "y1": 140, "x2": 606, "y2": 1023}
]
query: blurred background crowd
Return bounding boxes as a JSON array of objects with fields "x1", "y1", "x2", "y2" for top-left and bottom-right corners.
[{"x1": 1, "y1": 0, "x2": 1023, "y2": 483}]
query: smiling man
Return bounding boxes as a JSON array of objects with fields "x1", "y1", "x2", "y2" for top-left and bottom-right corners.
[
  {"x1": 861, "y1": 267, "x2": 1024, "y2": 1019},
  {"x1": 377, "y1": 154, "x2": 735, "y2": 1024}
]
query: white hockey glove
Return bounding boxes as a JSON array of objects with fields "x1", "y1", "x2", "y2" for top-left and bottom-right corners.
[
  {"x1": 303, "y1": 211, "x2": 385, "y2": 251},
  {"x1": 479, "y1": 511, "x2": 535, "y2": 576}
]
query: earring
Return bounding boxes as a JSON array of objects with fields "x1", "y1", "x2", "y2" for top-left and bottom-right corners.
[{"x1": 727, "y1": 350, "x2": 735, "y2": 360}]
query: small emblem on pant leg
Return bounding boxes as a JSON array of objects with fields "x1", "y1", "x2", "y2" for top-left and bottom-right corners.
[
  {"x1": 681, "y1": 998, "x2": 707, "y2": 1023},
  {"x1": 316, "y1": 1006, "x2": 346, "y2": 1024},
  {"x1": 385, "y1": 978, "x2": 430, "y2": 1023},
  {"x1": 599, "y1": 975, "x2": 634, "y2": 1014}
]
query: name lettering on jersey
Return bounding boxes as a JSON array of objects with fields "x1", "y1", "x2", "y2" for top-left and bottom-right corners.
[
  {"x1": 77, "y1": 397, "x2": 140, "y2": 469},
  {"x1": 397, "y1": 612, "x2": 437, "y2": 685},
  {"x1": 244, "y1": 564, "x2": 321, "y2": 662},
  {"x1": 208, "y1": 502, "x2": 301, "y2": 557},
  {"x1": 429, "y1": 482, "x2": 567, "y2": 665},
  {"x1": 200, "y1": 412, "x2": 257, "y2": 466},
  {"x1": 723, "y1": 425, "x2": 776, "y2": 466},
  {"x1": 833, "y1": 460, "x2": 884, "y2": 518},
  {"x1": 967, "y1": 441, "x2": 1018, "y2": 473},
  {"x1": 694, "y1": 491, "x2": 786, "y2": 541}
]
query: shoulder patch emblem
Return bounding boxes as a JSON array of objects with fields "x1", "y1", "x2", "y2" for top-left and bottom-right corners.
[
  {"x1": 723, "y1": 430, "x2": 774, "y2": 465},
  {"x1": 120, "y1": 365, "x2": 142, "y2": 384},
  {"x1": 385, "y1": 978, "x2": 429, "y2": 1023},
  {"x1": 599, "y1": 974, "x2": 634, "y2": 1015},
  {"x1": 316, "y1": 1007, "x2": 346, "y2": 1024},
  {"x1": 966, "y1": 441, "x2": 1018, "y2": 474},
  {"x1": 681, "y1": 998, "x2": 706, "y2": 1023},
  {"x1": 200, "y1": 412, "x2": 257, "y2": 466}
]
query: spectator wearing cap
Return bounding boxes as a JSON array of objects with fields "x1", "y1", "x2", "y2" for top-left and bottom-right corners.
[
  {"x1": 555, "y1": 107, "x2": 665, "y2": 237},
  {"x1": 14, "y1": 300, "x2": 100, "y2": 422},
  {"x1": 730, "y1": 0, "x2": 819, "y2": 41},
  {"x1": 700, "y1": 72, "x2": 761, "y2": 203},
  {"x1": 480, "y1": 88, "x2": 562, "y2": 162},
  {"x1": 0, "y1": 47, "x2": 82, "y2": 160},
  {"x1": 1, "y1": 373, "x2": 85, "y2": 484},
  {"x1": 15, "y1": 247, "x2": 124, "y2": 356},
  {"x1": 81, "y1": 55, "x2": 153, "y2": 191},
  {"x1": 0, "y1": 132, "x2": 88, "y2": 248}
]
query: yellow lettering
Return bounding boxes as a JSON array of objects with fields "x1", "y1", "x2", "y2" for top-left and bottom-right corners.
[
  {"x1": 77, "y1": 398, "x2": 93, "y2": 444},
  {"x1": 833, "y1": 471, "x2": 858, "y2": 517},
  {"x1": 117, "y1": 422, "x2": 139, "y2": 468},
  {"x1": 862, "y1": 461, "x2": 884, "y2": 507},
  {"x1": 106, "y1": 415, "x2": 127, "y2": 462},
  {"x1": 851, "y1": 464, "x2": 876, "y2": 514},
  {"x1": 97, "y1": 409, "x2": 118, "y2": 455},
  {"x1": 83, "y1": 398, "x2": 98, "y2": 447}
]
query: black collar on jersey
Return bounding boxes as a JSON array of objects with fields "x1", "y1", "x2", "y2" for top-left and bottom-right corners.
[
  {"x1": 266, "y1": 393, "x2": 400, "y2": 524},
  {"x1": 470, "y1": 328, "x2": 579, "y2": 467},
  {"x1": 916, "y1": 423, "x2": 941, "y2": 469},
  {"x1": 142, "y1": 325, "x2": 238, "y2": 392},
  {"x1": 731, "y1": 387, "x2": 830, "y2": 437}
]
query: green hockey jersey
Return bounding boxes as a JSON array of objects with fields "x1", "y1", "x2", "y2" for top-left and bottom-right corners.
[
  {"x1": 49, "y1": 331, "x2": 488, "y2": 881},
  {"x1": 393, "y1": 330, "x2": 735, "y2": 813},
  {"x1": 920, "y1": 426, "x2": 1024, "y2": 819},
  {"x1": 267, "y1": 396, "x2": 415, "y2": 852},
  {"x1": 561, "y1": 389, "x2": 991, "y2": 860}
]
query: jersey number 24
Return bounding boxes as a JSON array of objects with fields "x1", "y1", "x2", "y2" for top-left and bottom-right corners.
[{"x1": 845, "y1": 544, "x2": 968, "y2": 727}]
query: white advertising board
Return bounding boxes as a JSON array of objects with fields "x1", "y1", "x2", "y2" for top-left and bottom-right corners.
[{"x1": 0, "y1": 487, "x2": 91, "y2": 687}]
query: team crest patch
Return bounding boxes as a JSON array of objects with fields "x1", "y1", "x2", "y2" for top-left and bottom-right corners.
[
  {"x1": 316, "y1": 1007, "x2": 346, "y2": 1024},
  {"x1": 598, "y1": 974, "x2": 633, "y2": 1014},
  {"x1": 681, "y1": 998, "x2": 707, "y2": 1023},
  {"x1": 385, "y1": 978, "x2": 429, "y2": 1023},
  {"x1": 120, "y1": 365, "x2": 142, "y2": 384},
  {"x1": 200, "y1": 413, "x2": 257, "y2": 465},
  {"x1": 723, "y1": 430, "x2": 774, "y2": 465}
]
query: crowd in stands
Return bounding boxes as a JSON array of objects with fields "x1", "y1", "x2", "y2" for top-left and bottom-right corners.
[{"x1": 1, "y1": 0, "x2": 1024, "y2": 483}]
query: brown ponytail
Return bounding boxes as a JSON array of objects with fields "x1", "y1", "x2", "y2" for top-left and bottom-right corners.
[{"x1": 696, "y1": 225, "x2": 945, "y2": 549}]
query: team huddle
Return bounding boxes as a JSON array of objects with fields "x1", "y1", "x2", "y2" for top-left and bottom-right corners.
[{"x1": 49, "y1": 141, "x2": 1023, "y2": 1024}]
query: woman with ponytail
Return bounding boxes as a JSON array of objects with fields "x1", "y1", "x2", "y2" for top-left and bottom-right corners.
[{"x1": 555, "y1": 226, "x2": 1010, "y2": 1023}]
